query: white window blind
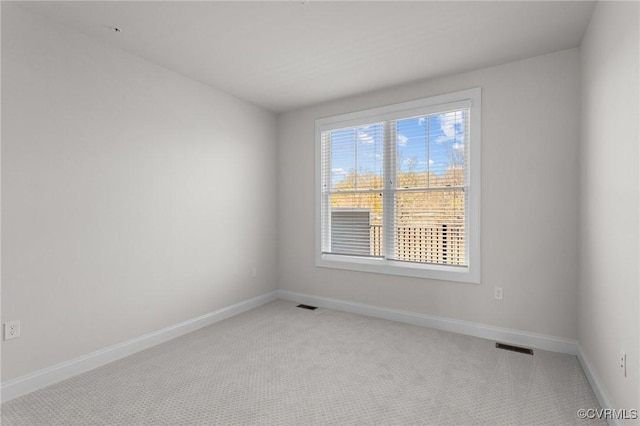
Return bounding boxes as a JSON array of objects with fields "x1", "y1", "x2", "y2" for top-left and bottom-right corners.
[
  {"x1": 320, "y1": 123, "x2": 385, "y2": 257},
  {"x1": 389, "y1": 110, "x2": 469, "y2": 266},
  {"x1": 316, "y1": 88, "x2": 481, "y2": 283}
]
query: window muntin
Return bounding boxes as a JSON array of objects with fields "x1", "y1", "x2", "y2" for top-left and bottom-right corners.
[{"x1": 316, "y1": 88, "x2": 480, "y2": 283}]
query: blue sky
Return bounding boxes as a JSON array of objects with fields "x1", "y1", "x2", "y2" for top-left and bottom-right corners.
[{"x1": 330, "y1": 110, "x2": 466, "y2": 188}]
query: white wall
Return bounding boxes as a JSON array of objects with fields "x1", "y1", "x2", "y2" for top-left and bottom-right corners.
[
  {"x1": 278, "y1": 49, "x2": 581, "y2": 340},
  {"x1": 1, "y1": 4, "x2": 278, "y2": 381},
  {"x1": 579, "y1": 1, "x2": 639, "y2": 414}
]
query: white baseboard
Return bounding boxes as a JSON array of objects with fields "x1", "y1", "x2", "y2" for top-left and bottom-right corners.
[
  {"x1": 577, "y1": 346, "x2": 620, "y2": 426},
  {"x1": 1, "y1": 291, "x2": 278, "y2": 403},
  {"x1": 276, "y1": 290, "x2": 579, "y2": 355}
]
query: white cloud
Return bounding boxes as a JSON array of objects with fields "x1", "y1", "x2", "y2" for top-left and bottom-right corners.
[
  {"x1": 452, "y1": 143, "x2": 464, "y2": 152},
  {"x1": 357, "y1": 130, "x2": 375, "y2": 144},
  {"x1": 439, "y1": 111, "x2": 459, "y2": 139},
  {"x1": 418, "y1": 117, "x2": 426, "y2": 126},
  {"x1": 397, "y1": 134, "x2": 408, "y2": 147},
  {"x1": 435, "y1": 135, "x2": 448, "y2": 145},
  {"x1": 332, "y1": 167, "x2": 347, "y2": 176}
]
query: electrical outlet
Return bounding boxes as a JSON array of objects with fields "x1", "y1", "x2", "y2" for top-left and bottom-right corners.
[
  {"x1": 620, "y1": 351, "x2": 627, "y2": 378},
  {"x1": 251, "y1": 266, "x2": 257, "y2": 278},
  {"x1": 4, "y1": 320, "x2": 21, "y2": 340},
  {"x1": 494, "y1": 287, "x2": 503, "y2": 301}
]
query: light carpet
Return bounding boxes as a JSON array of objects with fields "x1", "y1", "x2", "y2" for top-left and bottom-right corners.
[{"x1": 1, "y1": 299, "x2": 603, "y2": 425}]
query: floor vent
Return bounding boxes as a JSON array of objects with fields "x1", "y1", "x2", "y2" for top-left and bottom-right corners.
[
  {"x1": 296, "y1": 304, "x2": 318, "y2": 310},
  {"x1": 496, "y1": 342, "x2": 534, "y2": 355}
]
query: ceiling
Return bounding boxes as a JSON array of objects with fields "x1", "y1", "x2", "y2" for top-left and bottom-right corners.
[{"x1": 15, "y1": 1, "x2": 596, "y2": 113}]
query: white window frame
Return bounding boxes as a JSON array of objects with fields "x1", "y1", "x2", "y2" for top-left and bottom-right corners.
[{"x1": 315, "y1": 88, "x2": 481, "y2": 284}]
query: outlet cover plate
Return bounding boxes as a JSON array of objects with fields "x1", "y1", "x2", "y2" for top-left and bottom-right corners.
[{"x1": 4, "y1": 320, "x2": 21, "y2": 340}]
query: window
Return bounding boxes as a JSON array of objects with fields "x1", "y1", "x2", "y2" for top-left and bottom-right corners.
[{"x1": 316, "y1": 88, "x2": 481, "y2": 283}]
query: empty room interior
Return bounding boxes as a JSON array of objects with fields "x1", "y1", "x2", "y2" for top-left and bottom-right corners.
[{"x1": 1, "y1": 1, "x2": 638, "y2": 425}]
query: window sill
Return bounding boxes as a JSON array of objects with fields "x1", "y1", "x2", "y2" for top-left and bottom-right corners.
[{"x1": 316, "y1": 253, "x2": 480, "y2": 284}]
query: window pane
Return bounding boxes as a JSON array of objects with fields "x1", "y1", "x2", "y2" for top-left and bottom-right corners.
[
  {"x1": 328, "y1": 192, "x2": 383, "y2": 257},
  {"x1": 393, "y1": 189, "x2": 466, "y2": 266},
  {"x1": 428, "y1": 110, "x2": 466, "y2": 188},
  {"x1": 395, "y1": 109, "x2": 467, "y2": 190},
  {"x1": 329, "y1": 124, "x2": 383, "y2": 192},
  {"x1": 356, "y1": 125, "x2": 384, "y2": 189},
  {"x1": 329, "y1": 128, "x2": 355, "y2": 191},
  {"x1": 396, "y1": 117, "x2": 428, "y2": 189}
]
